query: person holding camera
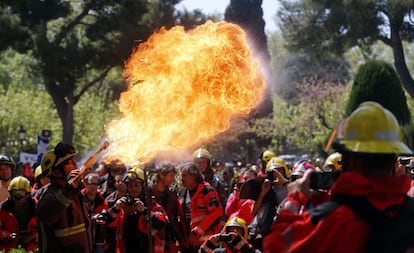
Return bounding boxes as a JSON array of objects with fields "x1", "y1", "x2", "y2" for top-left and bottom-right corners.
[
  {"x1": 199, "y1": 217, "x2": 260, "y2": 253},
  {"x1": 263, "y1": 101, "x2": 414, "y2": 253},
  {"x1": 246, "y1": 157, "x2": 289, "y2": 239},
  {"x1": 113, "y1": 166, "x2": 147, "y2": 253},
  {"x1": 0, "y1": 176, "x2": 38, "y2": 252}
]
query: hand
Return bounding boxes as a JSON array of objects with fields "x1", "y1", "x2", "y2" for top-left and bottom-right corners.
[
  {"x1": 67, "y1": 169, "x2": 81, "y2": 188},
  {"x1": 207, "y1": 233, "x2": 221, "y2": 245},
  {"x1": 234, "y1": 184, "x2": 240, "y2": 200},
  {"x1": 287, "y1": 169, "x2": 312, "y2": 199},
  {"x1": 114, "y1": 196, "x2": 128, "y2": 210},
  {"x1": 271, "y1": 169, "x2": 289, "y2": 188}
]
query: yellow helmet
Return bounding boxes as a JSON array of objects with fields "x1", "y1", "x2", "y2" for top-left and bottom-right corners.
[
  {"x1": 34, "y1": 165, "x2": 43, "y2": 179},
  {"x1": 41, "y1": 150, "x2": 56, "y2": 177},
  {"x1": 124, "y1": 166, "x2": 145, "y2": 183},
  {"x1": 225, "y1": 217, "x2": 248, "y2": 239},
  {"x1": 337, "y1": 101, "x2": 412, "y2": 154},
  {"x1": 261, "y1": 150, "x2": 275, "y2": 164},
  {"x1": 323, "y1": 152, "x2": 343, "y2": 171},
  {"x1": 266, "y1": 157, "x2": 291, "y2": 178},
  {"x1": 193, "y1": 148, "x2": 213, "y2": 165},
  {"x1": 8, "y1": 176, "x2": 31, "y2": 193}
]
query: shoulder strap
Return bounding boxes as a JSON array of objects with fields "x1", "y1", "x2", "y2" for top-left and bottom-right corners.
[
  {"x1": 333, "y1": 195, "x2": 382, "y2": 223},
  {"x1": 310, "y1": 195, "x2": 414, "y2": 226},
  {"x1": 309, "y1": 195, "x2": 381, "y2": 226}
]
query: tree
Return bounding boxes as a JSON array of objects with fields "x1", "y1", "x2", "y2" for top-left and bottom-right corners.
[
  {"x1": 275, "y1": 54, "x2": 351, "y2": 102},
  {"x1": 278, "y1": 0, "x2": 414, "y2": 99},
  {"x1": 0, "y1": 0, "x2": 156, "y2": 144},
  {"x1": 346, "y1": 59, "x2": 411, "y2": 124}
]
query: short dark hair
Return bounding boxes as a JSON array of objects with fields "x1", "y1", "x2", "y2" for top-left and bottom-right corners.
[{"x1": 155, "y1": 161, "x2": 176, "y2": 176}]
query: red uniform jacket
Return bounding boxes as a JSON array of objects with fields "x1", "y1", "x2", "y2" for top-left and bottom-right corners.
[
  {"x1": 0, "y1": 197, "x2": 38, "y2": 252},
  {"x1": 179, "y1": 182, "x2": 223, "y2": 248},
  {"x1": 263, "y1": 172, "x2": 412, "y2": 253}
]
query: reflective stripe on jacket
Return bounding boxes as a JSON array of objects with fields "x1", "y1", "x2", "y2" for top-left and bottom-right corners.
[{"x1": 37, "y1": 180, "x2": 93, "y2": 253}]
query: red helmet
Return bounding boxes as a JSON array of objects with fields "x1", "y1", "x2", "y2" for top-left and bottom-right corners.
[{"x1": 291, "y1": 160, "x2": 315, "y2": 177}]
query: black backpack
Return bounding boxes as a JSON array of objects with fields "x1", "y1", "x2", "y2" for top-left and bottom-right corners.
[{"x1": 309, "y1": 195, "x2": 414, "y2": 253}]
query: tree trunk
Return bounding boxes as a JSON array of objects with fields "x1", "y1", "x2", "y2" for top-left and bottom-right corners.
[
  {"x1": 45, "y1": 80, "x2": 75, "y2": 145},
  {"x1": 390, "y1": 23, "x2": 414, "y2": 99},
  {"x1": 61, "y1": 101, "x2": 74, "y2": 145}
]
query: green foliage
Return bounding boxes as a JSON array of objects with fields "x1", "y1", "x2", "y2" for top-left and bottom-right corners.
[
  {"x1": 272, "y1": 82, "x2": 349, "y2": 155},
  {"x1": 74, "y1": 90, "x2": 118, "y2": 156},
  {"x1": 278, "y1": 0, "x2": 384, "y2": 59},
  {"x1": 346, "y1": 60, "x2": 411, "y2": 124},
  {"x1": 0, "y1": 83, "x2": 60, "y2": 155},
  {"x1": 277, "y1": 0, "x2": 414, "y2": 100}
]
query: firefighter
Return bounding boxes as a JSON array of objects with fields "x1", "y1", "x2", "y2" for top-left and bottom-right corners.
[
  {"x1": 264, "y1": 101, "x2": 414, "y2": 252},
  {"x1": 0, "y1": 176, "x2": 38, "y2": 252},
  {"x1": 37, "y1": 142, "x2": 121, "y2": 253},
  {"x1": 259, "y1": 150, "x2": 275, "y2": 176},
  {"x1": 199, "y1": 217, "x2": 259, "y2": 253},
  {"x1": 114, "y1": 166, "x2": 148, "y2": 253},
  {"x1": 36, "y1": 143, "x2": 94, "y2": 253},
  {"x1": 178, "y1": 162, "x2": 223, "y2": 253},
  {"x1": 322, "y1": 152, "x2": 343, "y2": 172},
  {"x1": 149, "y1": 161, "x2": 183, "y2": 252},
  {"x1": 31, "y1": 165, "x2": 50, "y2": 203},
  {"x1": 0, "y1": 154, "x2": 14, "y2": 202},
  {"x1": 82, "y1": 173, "x2": 107, "y2": 218},
  {"x1": 193, "y1": 148, "x2": 226, "y2": 211}
]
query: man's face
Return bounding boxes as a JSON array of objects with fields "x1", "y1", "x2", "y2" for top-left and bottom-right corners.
[
  {"x1": 194, "y1": 157, "x2": 209, "y2": 173},
  {"x1": 181, "y1": 170, "x2": 196, "y2": 189},
  {"x1": 160, "y1": 171, "x2": 176, "y2": 188},
  {"x1": 63, "y1": 159, "x2": 78, "y2": 176},
  {"x1": 0, "y1": 163, "x2": 12, "y2": 181},
  {"x1": 85, "y1": 177, "x2": 99, "y2": 194}
]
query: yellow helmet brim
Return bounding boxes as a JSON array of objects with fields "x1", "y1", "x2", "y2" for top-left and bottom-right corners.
[{"x1": 341, "y1": 140, "x2": 412, "y2": 155}]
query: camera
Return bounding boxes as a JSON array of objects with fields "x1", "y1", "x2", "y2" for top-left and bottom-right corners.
[
  {"x1": 266, "y1": 170, "x2": 275, "y2": 181},
  {"x1": 126, "y1": 195, "x2": 138, "y2": 206},
  {"x1": 309, "y1": 171, "x2": 340, "y2": 190},
  {"x1": 218, "y1": 234, "x2": 232, "y2": 242}
]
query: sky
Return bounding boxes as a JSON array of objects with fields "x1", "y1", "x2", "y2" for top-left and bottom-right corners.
[{"x1": 176, "y1": 0, "x2": 279, "y2": 32}]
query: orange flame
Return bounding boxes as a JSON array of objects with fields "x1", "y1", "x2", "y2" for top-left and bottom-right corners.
[{"x1": 104, "y1": 21, "x2": 265, "y2": 164}]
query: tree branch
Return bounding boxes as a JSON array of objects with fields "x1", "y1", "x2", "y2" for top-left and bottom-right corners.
[
  {"x1": 378, "y1": 35, "x2": 391, "y2": 46},
  {"x1": 74, "y1": 67, "x2": 112, "y2": 104},
  {"x1": 54, "y1": 0, "x2": 97, "y2": 44}
]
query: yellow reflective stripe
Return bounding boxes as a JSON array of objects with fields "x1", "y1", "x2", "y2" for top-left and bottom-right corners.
[{"x1": 54, "y1": 223, "x2": 86, "y2": 238}]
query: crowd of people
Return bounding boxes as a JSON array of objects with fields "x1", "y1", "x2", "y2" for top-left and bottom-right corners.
[{"x1": 1, "y1": 101, "x2": 414, "y2": 253}]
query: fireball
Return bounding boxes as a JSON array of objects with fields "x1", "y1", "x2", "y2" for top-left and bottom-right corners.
[{"x1": 104, "y1": 21, "x2": 265, "y2": 164}]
